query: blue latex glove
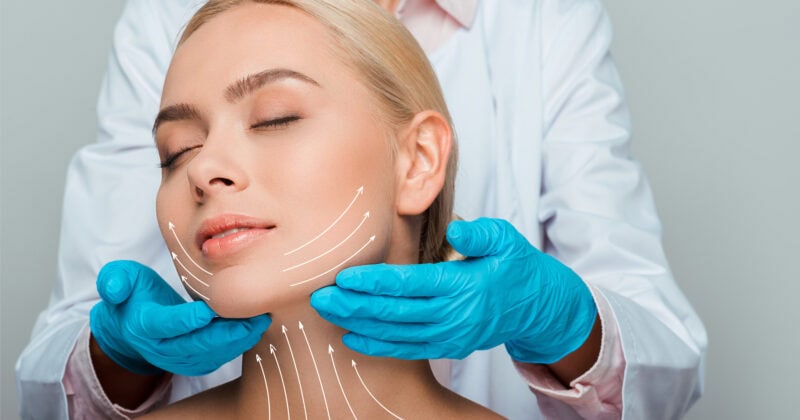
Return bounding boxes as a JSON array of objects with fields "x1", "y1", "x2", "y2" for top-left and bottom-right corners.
[
  {"x1": 311, "y1": 218, "x2": 597, "y2": 364},
  {"x1": 89, "y1": 260, "x2": 270, "y2": 375}
]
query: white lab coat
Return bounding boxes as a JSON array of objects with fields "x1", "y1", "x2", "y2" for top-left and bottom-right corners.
[{"x1": 16, "y1": 0, "x2": 707, "y2": 419}]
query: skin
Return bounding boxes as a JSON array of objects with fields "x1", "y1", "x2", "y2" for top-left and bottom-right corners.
[
  {"x1": 142, "y1": 3, "x2": 497, "y2": 418},
  {"x1": 550, "y1": 314, "x2": 602, "y2": 386},
  {"x1": 153, "y1": 29, "x2": 399, "y2": 318},
  {"x1": 91, "y1": 0, "x2": 601, "y2": 411},
  {"x1": 90, "y1": 0, "x2": 408, "y2": 409}
]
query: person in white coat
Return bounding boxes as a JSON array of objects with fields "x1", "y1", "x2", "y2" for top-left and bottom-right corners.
[{"x1": 16, "y1": 0, "x2": 707, "y2": 419}]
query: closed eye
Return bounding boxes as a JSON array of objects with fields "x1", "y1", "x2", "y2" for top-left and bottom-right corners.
[
  {"x1": 251, "y1": 115, "x2": 301, "y2": 130},
  {"x1": 160, "y1": 145, "x2": 201, "y2": 169}
]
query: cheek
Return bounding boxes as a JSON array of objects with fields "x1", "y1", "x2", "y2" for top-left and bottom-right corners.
[
  {"x1": 155, "y1": 185, "x2": 171, "y2": 237},
  {"x1": 304, "y1": 131, "x2": 394, "y2": 197},
  {"x1": 205, "y1": 144, "x2": 396, "y2": 318},
  {"x1": 156, "y1": 179, "x2": 206, "y2": 300},
  {"x1": 156, "y1": 182, "x2": 185, "y2": 233}
]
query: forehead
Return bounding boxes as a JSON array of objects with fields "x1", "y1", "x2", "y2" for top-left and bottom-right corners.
[{"x1": 163, "y1": 3, "x2": 343, "y2": 103}]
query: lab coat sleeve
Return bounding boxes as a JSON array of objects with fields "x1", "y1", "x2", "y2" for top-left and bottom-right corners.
[
  {"x1": 535, "y1": 0, "x2": 708, "y2": 418},
  {"x1": 513, "y1": 284, "x2": 625, "y2": 419},
  {"x1": 63, "y1": 326, "x2": 172, "y2": 419},
  {"x1": 14, "y1": 0, "x2": 194, "y2": 418}
]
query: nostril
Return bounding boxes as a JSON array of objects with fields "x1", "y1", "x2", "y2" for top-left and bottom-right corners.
[
  {"x1": 195, "y1": 186, "x2": 204, "y2": 198},
  {"x1": 210, "y1": 177, "x2": 234, "y2": 187}
]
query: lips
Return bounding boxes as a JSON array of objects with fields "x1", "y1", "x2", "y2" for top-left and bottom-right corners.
[{"x1": 196, "y1": 214, "x2": 276, "y2": 259}]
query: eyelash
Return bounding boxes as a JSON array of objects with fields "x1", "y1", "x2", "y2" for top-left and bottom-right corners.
[
  {"x1": 251, "y1": 115, "x2": 301, "y2": 130},
  {"x1": 160, "y1": 145, "x2": 201, "y2": 169},
  {"x1": 159, "y1": 116, "x2": 301, "y2": 169}
]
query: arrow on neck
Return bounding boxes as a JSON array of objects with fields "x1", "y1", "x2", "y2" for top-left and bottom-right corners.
[
  {"x1": 256, "y1": 354, "x2": 271, "y2": 420},
  {"x1": 328, "y1": 344, "x2": 357, "y2": 419},
  {"x1": 353, "y1": 360, "x2": 404, "y2": 420},
  {"x1": 270, "y1": 344, "x2": 290, "y2": 420},
  {"x1": 299, "y1": 321, "x2": 331, "y2": 420},
  {"x1": 282, "y1": 325, "x2": 308, "y2": 420}
]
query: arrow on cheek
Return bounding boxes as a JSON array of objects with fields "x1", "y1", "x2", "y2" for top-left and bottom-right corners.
[{"x1": 169, "y1": 221, "x2": 213, "y2": 276}]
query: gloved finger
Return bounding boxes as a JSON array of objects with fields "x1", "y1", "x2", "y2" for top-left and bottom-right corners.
[
  {"x1": 342, "y1": 333, "x2": 463, "y2": 360},
  {"x1": 155, "y1": 325, "x2": 265, "y2": 374},
  {"x1": 319, "y1": 312, "x2": 457, "y2": 343},
  {"x1": 97, "y1": 260, "x2": 140, "y2": 304},
  {"x1": 161, "y1": 315, "x2": 270, "y2": 355},
  {"x1": 310, "y1": 288, "x2": 444, "y2": 322},
  {"x1": 335, "y1": 262, "x2": 459, "y2": 297},
  {"x1": 446, "y1": 218, "x2": 520, "y2": 258},
  {"x1": 134, "y1": 301, "x2": 216, "y2": 339}
]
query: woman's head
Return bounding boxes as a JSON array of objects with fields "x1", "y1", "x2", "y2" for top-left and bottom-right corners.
[{"x1": 155, "y1": 0, "x2": 457, "y2": 317}]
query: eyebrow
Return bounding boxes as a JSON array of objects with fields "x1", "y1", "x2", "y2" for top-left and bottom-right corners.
[
  {"x1": 152, "y1": 68, "x2": 320, "y2": 135},
  {"x1": 225, "y1": 68, "x2": 320, "y2": 103},
  {"x1": 152, "y1": 103, "x2": 202, "y2": 136}
]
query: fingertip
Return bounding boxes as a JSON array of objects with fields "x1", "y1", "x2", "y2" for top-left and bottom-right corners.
[
  {"x1": 341, "y1": 333, "x2": 362, "y2": 352},
  {"x1": 191, "y1": 301, "x2": 217, "y2": 324},
  {"x1": 310, "y1": 286, "x2": 333, "y2": 309},
  {"x1": 97, "y1": 262, "x2": 134, "y2": 304},
  {"x1": 315, "y1": 310, "x2": 339, "y2": 325},
  {"x1": 343, "y1": 334, "x2": 384, "y2": 357},
  {"x1": 446, "y1": 220, "x2": 473, "y2": 252},
  {"x1": 446, "y1": 217, "x2": 503, "y2": 257},
  {"x1": 335, "y1": 267, "x2": 360, "y2": 288},
  {"x1": 446, "y1": 220, "x2": 465, "y2": 241},
  {"x1": 251, "y1": 314, "x2": 272, "y2": 331},
  {"x1": 337, "y1": 263, "x2": 399, "y2": 293}
]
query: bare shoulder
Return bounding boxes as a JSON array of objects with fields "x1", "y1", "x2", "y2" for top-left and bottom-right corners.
[{"x1": 140, "y1": 379, "x2": 240, "y2": 420}]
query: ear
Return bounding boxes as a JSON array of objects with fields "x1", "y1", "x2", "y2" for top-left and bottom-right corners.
[{"x1": 395, "y1": 110, "x2": 453, "y2": 216}]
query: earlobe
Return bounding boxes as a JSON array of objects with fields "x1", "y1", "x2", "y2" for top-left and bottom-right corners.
[{"x1": 395, "y1": 110, "x2": 453, "y2": 216}]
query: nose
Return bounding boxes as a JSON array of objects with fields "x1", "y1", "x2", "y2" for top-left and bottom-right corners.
[{"x1": 186, "y1": 136, "x2": 249, "y2": 202}]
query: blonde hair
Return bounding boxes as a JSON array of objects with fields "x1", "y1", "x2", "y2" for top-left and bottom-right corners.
[{"x1": 179, "y1": 0, "x2": 458, "y2": 263}]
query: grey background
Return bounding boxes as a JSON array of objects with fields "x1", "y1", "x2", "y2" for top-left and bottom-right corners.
[{"x1": 1, "y1": 0, "x2": 798, "y2": 418}]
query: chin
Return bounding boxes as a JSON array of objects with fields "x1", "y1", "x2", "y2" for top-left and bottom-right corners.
[{"x1": 191, "y1": 262, "x2": 315, "y2": 318}]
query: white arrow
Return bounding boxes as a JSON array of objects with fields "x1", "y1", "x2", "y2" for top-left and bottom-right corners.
[
  {"x1": 180, "y1": 276, "x2": 209, "y2": 301},
  {"x1": 283, "y1": 212, "x2": 370, "y2": 272},
  {"x1": 282, "y1": 325, "x2": 308, "y2": 420},
  {"x1": 328, "y1": 344, "x2": 357, "y2": 419},
  {"x1": 352, "y1": 360, "x2": 403, "y2": 420},
  {"x1": 290, "y1": 235, "x2": 375, "y2": 287},
  {"x1": 284, "y1": 186, "x2": 364, "y2": 256},
  {"x1": 270, "y1": 344, "x2": 290, "y2": 420},
  {"x1": 172, "y1": 252, "x2": 210, "y2": 287},
  {"x1": 256, "y1": 354, "x2": 271, "y2": 420},
  {"x1": 299, "y1": 322, "x2": 331, "y2": 420},
  {"x1": 169, "y1": 221, "x2": 213, "y2": 276}
]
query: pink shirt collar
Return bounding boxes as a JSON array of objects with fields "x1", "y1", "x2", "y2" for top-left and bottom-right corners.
[{"x1": 397, "y1": 0, "x2": 478, "y2": 28}]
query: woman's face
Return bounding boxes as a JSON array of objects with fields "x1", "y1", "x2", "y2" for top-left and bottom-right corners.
[{"x1": 155, "y1": 4, "x2": 399, "y2": 317}]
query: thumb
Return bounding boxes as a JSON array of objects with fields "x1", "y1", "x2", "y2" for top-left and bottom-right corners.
[
  {"x1": 96, "y1": 260, "x2": 143, "y2": 305},
  {"x1": 446, "y1": 217, "x2": 515, "y2": 258}
]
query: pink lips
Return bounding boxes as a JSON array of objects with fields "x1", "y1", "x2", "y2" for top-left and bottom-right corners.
[{"x1": 196, "y1": 214, "x2": 276, "y2": 259}]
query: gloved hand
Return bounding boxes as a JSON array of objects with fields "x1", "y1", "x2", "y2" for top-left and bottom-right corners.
[
  {"x1": 311, "y1": 218, "x2": 597, "y2": 364},
  {"x1": 90, "y1": 260, "x2": 270, "y2": 375}
]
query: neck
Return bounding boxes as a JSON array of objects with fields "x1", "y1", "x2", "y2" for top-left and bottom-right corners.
[{"x1": 236, "y1": 301, "x2": 445, "y2": 419}]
